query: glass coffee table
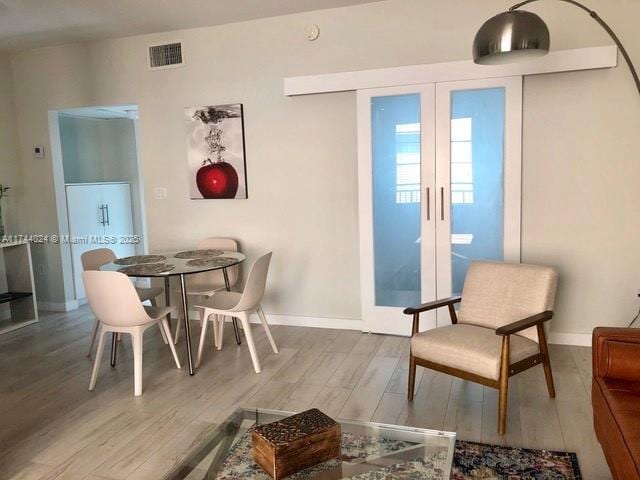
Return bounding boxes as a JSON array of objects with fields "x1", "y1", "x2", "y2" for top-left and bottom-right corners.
[{"x1": 163, "y1": 408, "x2": 456, "y2": 480}]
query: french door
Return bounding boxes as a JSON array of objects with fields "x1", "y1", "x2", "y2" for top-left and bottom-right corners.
[{"x1": 357, "y1": 77, "x2": 522, "y2": 336}]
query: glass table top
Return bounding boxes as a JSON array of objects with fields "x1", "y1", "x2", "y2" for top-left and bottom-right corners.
[
  {"x1": 99, "y1": 250, "x2": 246, "y2": 277},
  {"x1": 162, "y1": 408, "x2": 456, "y2": 480}
]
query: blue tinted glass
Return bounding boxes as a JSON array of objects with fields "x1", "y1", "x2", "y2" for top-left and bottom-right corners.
[
  {"x1": 371, "y1": 94, "x2": 421, "y2": 307},
  {"x1": 450, "y1": 88, "x2": 505, "y2": 295}
]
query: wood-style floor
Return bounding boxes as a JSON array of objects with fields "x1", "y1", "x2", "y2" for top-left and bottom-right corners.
[{"x1": 0, "y1": 307, "x2": 610, "y2": 479}]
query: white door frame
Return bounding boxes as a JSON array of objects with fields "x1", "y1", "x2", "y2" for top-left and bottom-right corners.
[
  {"x1": 357, "y1": 84, "x2": 436, "y2": 335},
  {"x1": 358, "y1": 76, "x2": 523, "y2": 335}
]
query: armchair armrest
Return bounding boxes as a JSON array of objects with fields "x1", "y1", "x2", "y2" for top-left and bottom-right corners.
[
  {"x1": 593, "y1": 327, "x2": 640, "y2": 382},
  {"x1": 403, "y1": 296, "x2": 461, "y2": 315},
  {"x1": 495, "y1": 311, "x2": 553, "y2": 336}
]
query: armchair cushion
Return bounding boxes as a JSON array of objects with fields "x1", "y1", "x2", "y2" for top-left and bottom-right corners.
[
  {"x1": 458, "y1": 262, "x2": 558, "y2": 343},
  {"x1": 411, "y1": 324, "x2": 539, "y2": 380}
]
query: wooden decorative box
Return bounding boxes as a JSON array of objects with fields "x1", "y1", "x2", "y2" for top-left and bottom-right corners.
[{"x1": 251, "y1": 408, "x2": 341, "y2": 479}]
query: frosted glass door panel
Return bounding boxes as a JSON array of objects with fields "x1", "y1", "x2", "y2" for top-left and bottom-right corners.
[
  {"x1": 371, "y1": 94, "x2": 422, "y2": 307},
  {"x1": 450, "y1": 88, "x2": 505, "y2": 295}
]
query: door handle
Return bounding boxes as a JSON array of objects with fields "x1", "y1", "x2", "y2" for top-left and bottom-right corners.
[
  {"x1": 104, "y1": 204, "x2": 110, "y2": 226},
  {"x1": 99, "y1": 205, "x2": 106, "y2": 226},
  {"x1": 425, "y1": 187, "x2": 430, "y2": 221},
  {"x1": 440, "y1": 187, "x2": 445, "y2": 221}
]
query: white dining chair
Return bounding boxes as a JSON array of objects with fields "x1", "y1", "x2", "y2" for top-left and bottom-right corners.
[
  {"x1": 82, "y1": 248, "x2": 167, "y2": 357},
  {"x1": 173, "y1": 238, "x2": 240, "y2": 344},
  {"x1": 195, "y1": 252, "x2": 278, "y2": 373},
  {"x1": 83, "y1": 270, "x2": 181, "y2": 396}
]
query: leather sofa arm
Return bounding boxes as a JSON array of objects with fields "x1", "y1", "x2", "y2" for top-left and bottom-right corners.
[{"x1": 593, "y1": 327, "x2": 640, "y2": 382}]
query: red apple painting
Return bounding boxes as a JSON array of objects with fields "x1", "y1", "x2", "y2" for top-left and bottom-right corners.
[{"x1": 185, "y1": 104, "x2": 247, "y2": 199}]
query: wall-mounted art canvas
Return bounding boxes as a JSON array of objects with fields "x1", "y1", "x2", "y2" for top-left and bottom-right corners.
[{"x1": 185, "y1": 104, "x2": 247, "y2": 199}]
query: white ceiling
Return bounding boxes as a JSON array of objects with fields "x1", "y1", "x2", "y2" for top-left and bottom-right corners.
[{"x1": 0, "y1": 0, "x2": 383, "y2": 52}]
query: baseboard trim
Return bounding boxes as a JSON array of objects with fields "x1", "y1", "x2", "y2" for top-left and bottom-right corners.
[
  {"x1": 548, "y1": 332, "x2": 592, "y2": 347},
  {"x1": 186, "y1": 311, "x2": 363, "y2": 332},
  {"x1": 38, "y1": 299, "x2": 79, "y2": 312},
  {"x1": 255, "y1": 313, "x2": 363, "y2": 331},
  {"x1": 182, "y1": 308, "x2": 593, "y2": 346}
]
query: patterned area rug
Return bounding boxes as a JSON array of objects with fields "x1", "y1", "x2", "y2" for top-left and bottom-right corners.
[
  {"x1": 212, "y1": 431, "x2": 581, "y2": 479},
  {"x1": 453, "y1": 441, "x2": 582, "y2": 479},
  {"x1": 215, "y1": 430, "x2": 447, "y2": 479}
]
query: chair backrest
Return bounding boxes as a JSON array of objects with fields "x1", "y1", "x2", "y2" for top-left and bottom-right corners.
[
  {"x1": 81, "y1": 248, "x2": 116, "y2": 271},
  {"x1": 82, "y1": 271, "x2": 149, "y2": 327},
  {"x1": 458, "y1": 261, "x2": 558, "y2": 342},
  {"x1": 233, "y1": 252, "x2": 272, "y2": 312},
  {"x1": 187, "y1": 238, "x2": 239, "y2": 291}
]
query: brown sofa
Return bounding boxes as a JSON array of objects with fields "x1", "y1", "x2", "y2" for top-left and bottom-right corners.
[{"x1": 592, "y1": 327, "x2": 640, "y2": 479}]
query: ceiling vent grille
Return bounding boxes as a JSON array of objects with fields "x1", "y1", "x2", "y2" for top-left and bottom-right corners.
[{"x1": 149, "y1": 42, "x2": 183, "y2": 69}]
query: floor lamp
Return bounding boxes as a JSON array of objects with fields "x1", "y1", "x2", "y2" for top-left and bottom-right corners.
[
  {"x1": 472, "y1": 0, "x2": 640, "y2": 95},
  {"x1": 473, "y1": 0, "x2": 639, "y2": 326}
]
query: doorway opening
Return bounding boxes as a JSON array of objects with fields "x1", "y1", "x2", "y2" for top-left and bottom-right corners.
[{"x1": 49, "y1": 105, "x2": 148, "y2": 305}]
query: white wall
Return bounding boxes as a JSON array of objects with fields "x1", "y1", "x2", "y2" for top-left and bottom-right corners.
[
  {"x1": 0, "y1": 55, "x2": 21, "y2": 315},
  {"x1": 0, "y1": 55, "x2": 21, "y2": 234},
  {"x1": 59, "y1": 116, "x2": 138, "y2": 184},
  {"x1": 8, "y1": 0, "x2": 640, "y2": 335}
]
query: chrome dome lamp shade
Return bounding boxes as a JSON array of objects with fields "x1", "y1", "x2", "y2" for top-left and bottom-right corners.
[
  {"x1": 471, "y1": 0, "x2": 639, "y2": 94},
  {"x1": 473, "y1": 10, "x2": 550, "y2": 65}
]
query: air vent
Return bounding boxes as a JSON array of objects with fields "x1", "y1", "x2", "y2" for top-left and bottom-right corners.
[{"x1": 149, "y1": 42, "x2": 183, "y2": 69}]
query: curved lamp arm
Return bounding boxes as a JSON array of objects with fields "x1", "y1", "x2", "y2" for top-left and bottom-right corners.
[{"x1": 510, "y1": 0, "x2": 640, "y2": 95}]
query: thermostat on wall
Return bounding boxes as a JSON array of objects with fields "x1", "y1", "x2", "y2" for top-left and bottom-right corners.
[{"x1": 33, "y1": 145, "x2": 45, "y2": 159}]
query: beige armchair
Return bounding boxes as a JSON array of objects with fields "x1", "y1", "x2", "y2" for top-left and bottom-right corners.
[{"x1": 405, "y1": 261, "x2": 558, "y2": 434}]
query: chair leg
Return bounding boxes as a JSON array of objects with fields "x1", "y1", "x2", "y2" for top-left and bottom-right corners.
[
  {"x1": 173, "y1": 311, "x2": 181, "y2": 344},
  {"x1": 132, "y1": 330, "x2": 144, "y2": 396},
  {"x1": 239, "y1": 313, "x2": 261, "y2": 373},
  {"x1": 498, "y1": 335, "x2": 510, "y2": 435},
  {"x1": 196, "y1": 314, "x2": 209, "y2": 368},
  {"x1": 211, "y1": 314, "x2": 218, "y2": 349},
  {"x1": 407, "y1": 354, "x2": 417, "y2": 401},
  {"x1": 89, "y1": 328, "x2": 107, "y2": 391},
  {"x1": 257, "y1": 306, "x2": 278, "y2": 354},
  {"x1": 537, "y1": 324, "x2": 556, "y2": 398},
  {"x1": 152, "y1": 297, "x2": 169, "y2": 345},
  {"x1": 87, "y1": 319, "x2": 100, "y2": 357},
  {"x1": 217, "y1": 316, "x2": 224, "y2": 350},
  {"x1": 157, "y1": 323, "x2": 169, "y2": 344},
  {"x1": 161, "y1": 319, "x2": 181, "y2": 369}
]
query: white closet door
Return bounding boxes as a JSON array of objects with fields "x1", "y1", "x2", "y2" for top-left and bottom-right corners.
[
  {"x1": 66, "y1": 185, "x2": 105, "y2": 299},
  {"x1": 101, "y1": 183, "x2": 135, "y2": 259}
]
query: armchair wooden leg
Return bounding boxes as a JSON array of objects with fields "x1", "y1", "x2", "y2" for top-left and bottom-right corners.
[
  {"x1": 408, "y1": 354, "x2": 417, "y2": 401},
  {"x1": 537, "y1": 323, "x2": 556, "y2": 398},
  {"x1": 498, "y1": 335, "x2": 510, "y2": 435}
]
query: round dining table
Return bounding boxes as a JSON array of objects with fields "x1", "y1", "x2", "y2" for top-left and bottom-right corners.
[{"x1": 100, "y1": 249, "x2": 246, "y2": 375}]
